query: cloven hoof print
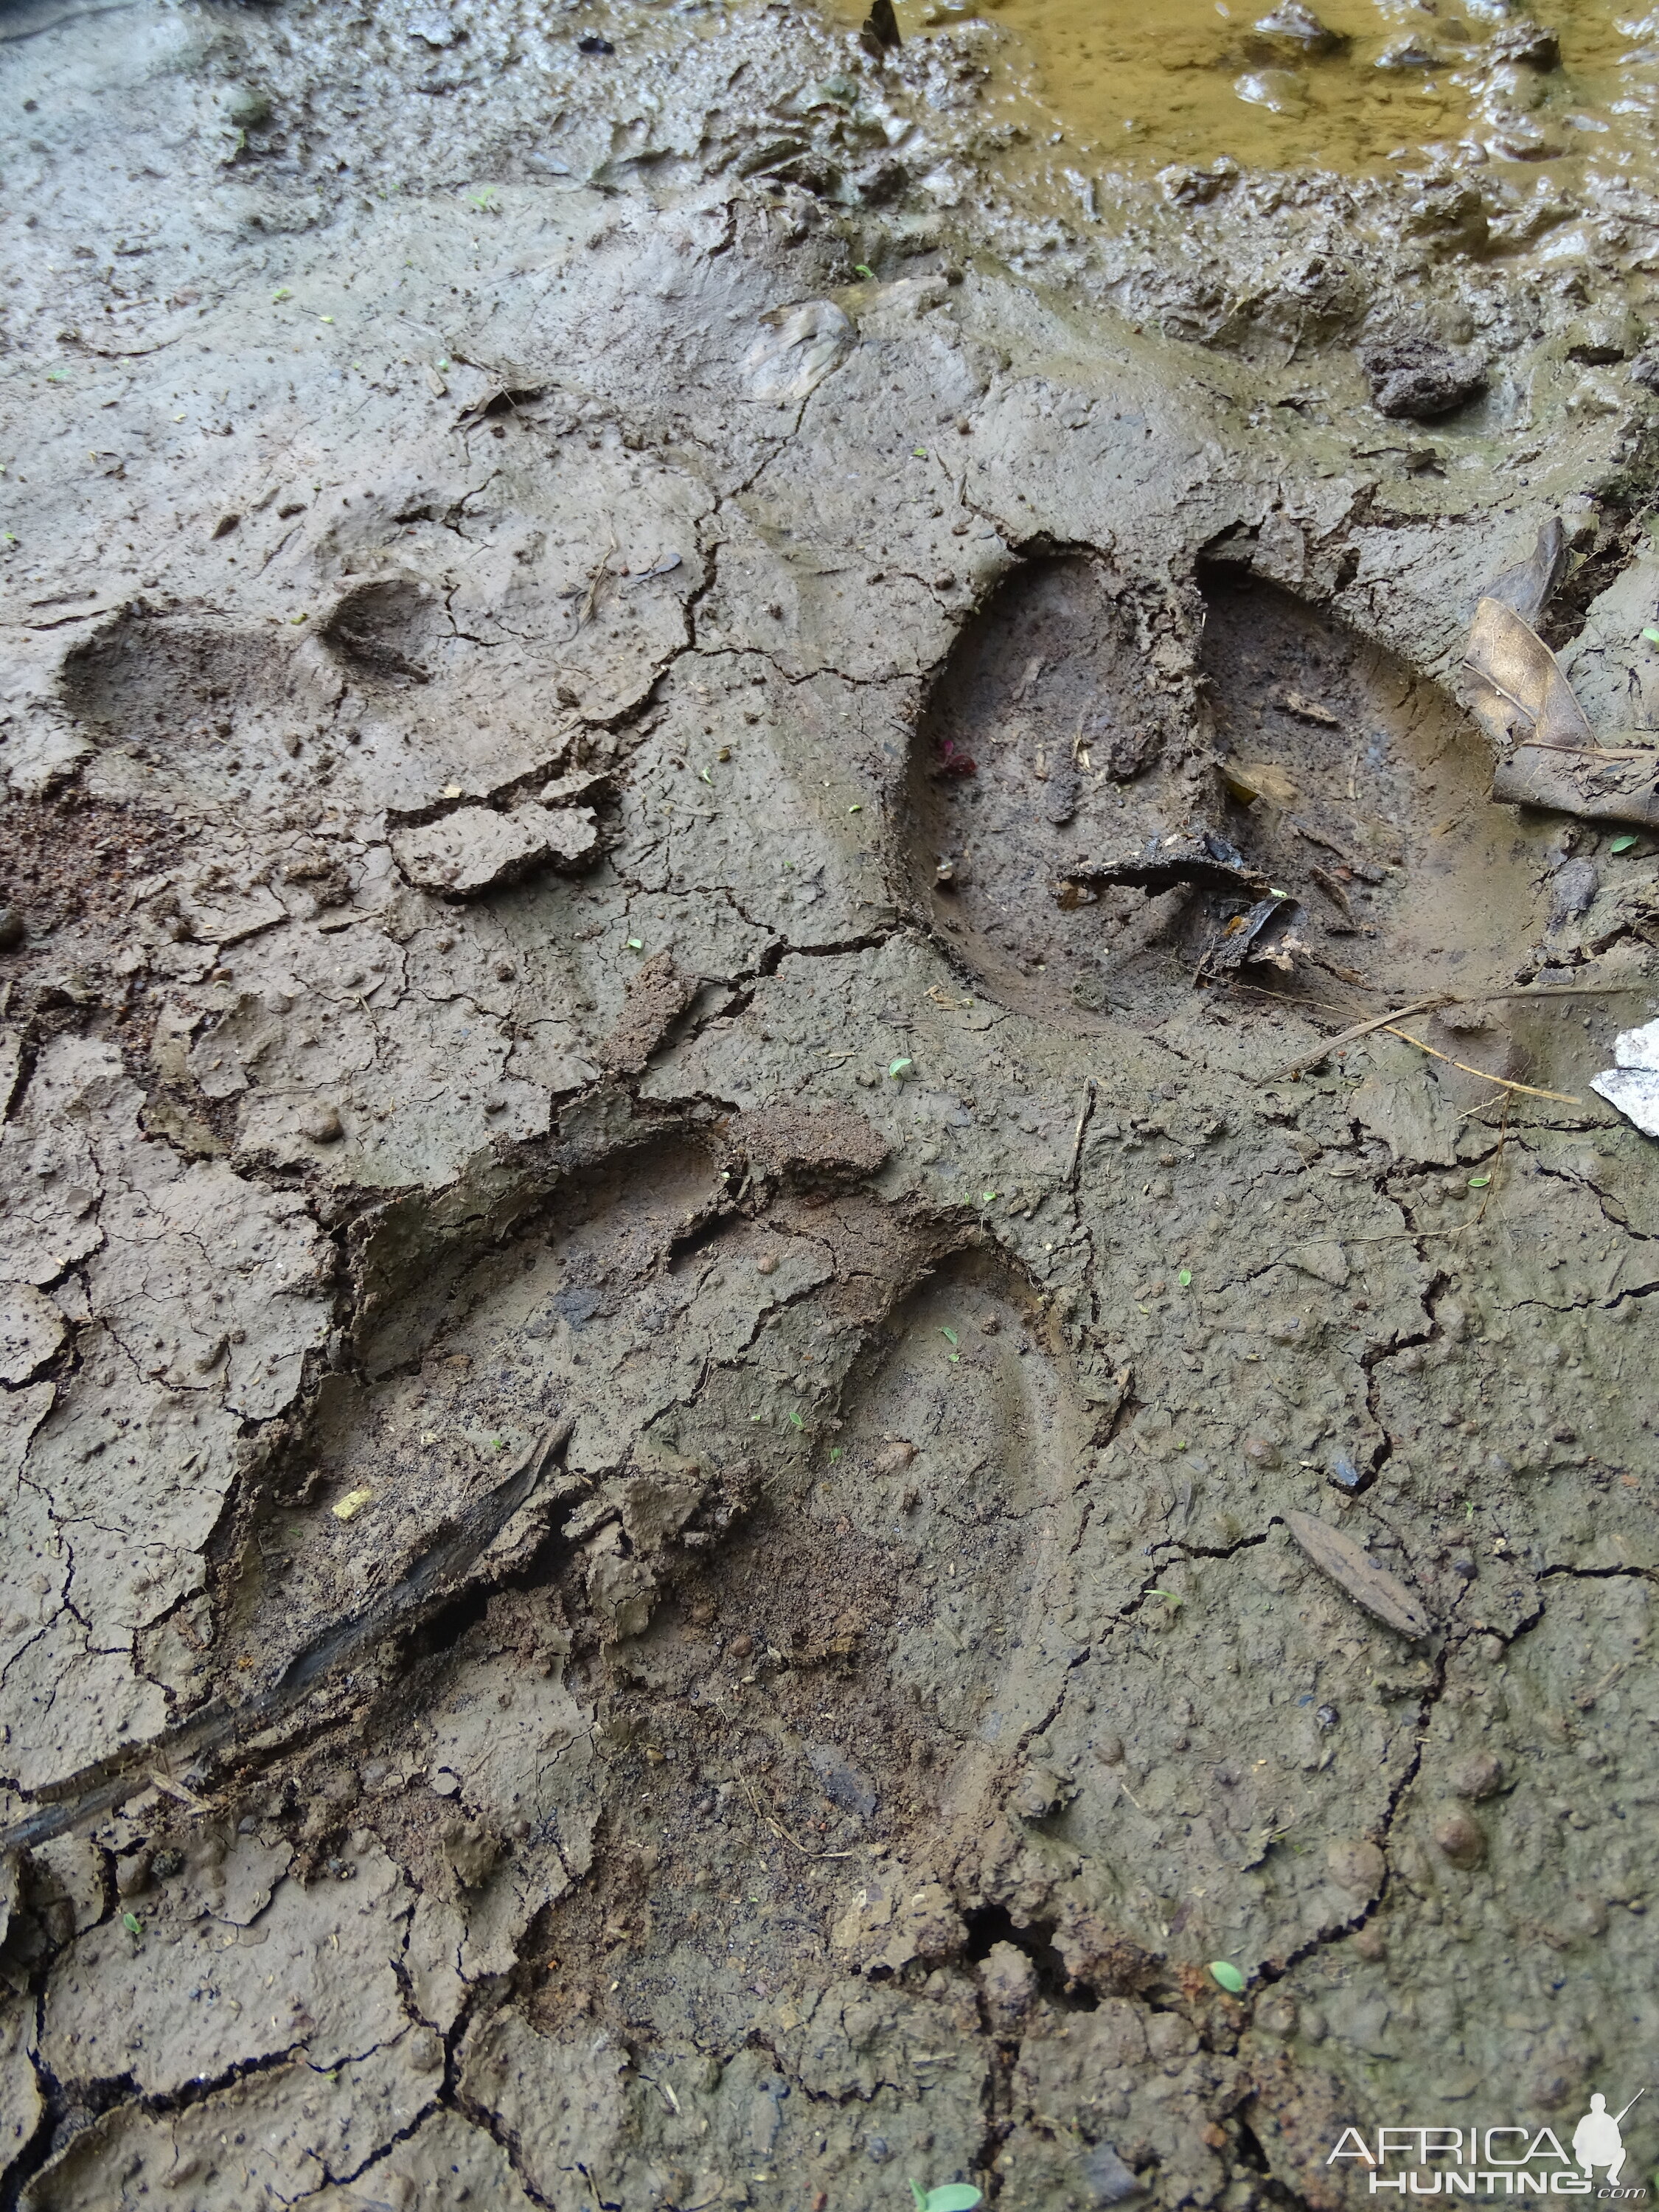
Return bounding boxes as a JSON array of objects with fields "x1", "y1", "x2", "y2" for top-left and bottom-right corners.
[{"x1": 0, "y1": 0, "x2": 1658, "y2": 2205}]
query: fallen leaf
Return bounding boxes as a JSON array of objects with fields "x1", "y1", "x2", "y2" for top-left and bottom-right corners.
[
  {"x1": 1280, "y1": 690, "x2": 1340, "y2": 726},
  {"x1": 1464, "y1": 594, "x2": 1593, "y2": 751}
]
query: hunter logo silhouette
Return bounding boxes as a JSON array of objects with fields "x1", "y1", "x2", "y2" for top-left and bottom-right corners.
[{"x1": 1573, "y1": 2090, "x2": 1646, "y2": 2188}]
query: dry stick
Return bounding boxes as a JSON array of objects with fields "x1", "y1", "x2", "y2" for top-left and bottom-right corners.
[
  {"x1": 1380, "y1": 1024, "x2": 1582, "y2": 1105},
  {"x1": 1067, "y1": 1077, "x2": 1098, "y2": 1189},
  {"x1": 1259, "y1": 981, "x2": 1649, "y2": 1085},
  {"x1": 1262, "y1": 995, "x2": 1452, "y2": 1082}
]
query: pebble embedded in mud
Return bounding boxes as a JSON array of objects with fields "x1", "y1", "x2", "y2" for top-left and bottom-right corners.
[
  {"x1": 1326, "y1": 1837, "x2": 1385, "y2": 1896},
  {"x1": 1431, "y1": 1806, "x2": 1489, "y2": 1870}
]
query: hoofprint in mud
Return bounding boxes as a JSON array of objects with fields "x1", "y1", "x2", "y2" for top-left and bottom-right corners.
[{"x1": 0, "y1": 1, "x2": 1657, "y2": 2206}]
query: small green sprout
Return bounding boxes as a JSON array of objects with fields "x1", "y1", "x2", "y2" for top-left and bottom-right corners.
[
  {"x1": 1148, "y1": 1587, "x2": 1184, "y2": 1611},
  {"x1": 1643, "y1": 626, "x2": 1659, "y2": 646},
  {"x1": 980, "y1": 1191, "x2": 998, "y2": 1206},
  {"x1": 854, "y1": 262, "x2": 876, "y2": 279},
  {"x1": 830, "y1": 1446, "x2": 843, "y2": 1461},
  {"x1": 941, "y1": 1326, "x2": 959, "y2": 1346},
  {"x1": 122, "y1": 1911, "x2": 144, "y2": 1938},
  {"x1": 1208, "y1": 1960, "x2": 1247, "y2": 1995},
  {"x1": 626, "y1": 936, "x2": 644, "y2": 950},
  {"x1": 888, "y1": 1057, "x2": 913, "y2": 1079},
  {"x1": 910, "y1": 2185, "x2": 981, "y2": 2212},
  {"x1": 789, "y1": 1409, "x2": 805, "y2": 1430},
  {"x1": 319, "y1": 314, "x2": 334, "y2": 324},
  {"x1": 1467, "y1": 1174, "x2": 1492, "y2": 1189},
  {"x1": 699, "y1": 767, "x2": 713, "y2": 784},
  {"x1": 467, "y1": 187, "x2": 502, "y2": 213},
  {"x1": 912, "y1": 445, "x2": 928, "y2": 458},
  {"x1": 273, "y1": 285, "x2": 292, "y2": 302},
  {"x1": 1178, "y1": 1267, "x2": 1193, "y2": 1287},
  {"x1": 849, "y1": 802, "x2": 863, "y2": 813},
  {"x1": 1610, "y1": 833, "x2": 1640, "y2": 853}
]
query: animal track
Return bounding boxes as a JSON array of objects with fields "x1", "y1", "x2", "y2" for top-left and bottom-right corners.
[
  {"x1": 906, "y1": 552, "x2": 1558, "y2": 1029},
  {"x1": 1200, "y1": 569, "x2": 1555, "y2": 1000},
  {"x1": 904, "y1": 551, "x2": 1189, "y2": 1026}
]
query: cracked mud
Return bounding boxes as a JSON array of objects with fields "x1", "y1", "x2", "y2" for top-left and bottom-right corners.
[{"x1": 1, "y1": 0, "x2": 1658, "y2": 2207}]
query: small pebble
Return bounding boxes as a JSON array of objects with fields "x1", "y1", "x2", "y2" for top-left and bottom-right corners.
[
  {"x1": 1450, "y1": 1750, "x2": 1503, "y2": 1800},
  {"x1": 1432, "y1": 1806, "x2": 1486, "y2": 1868},
  {"x1": 1327, "y1": 1837, "x2": 1385, "y2": 1894},
  {"x1": 302, "y1": 1105, "x2": 344, "y2": 1144}
]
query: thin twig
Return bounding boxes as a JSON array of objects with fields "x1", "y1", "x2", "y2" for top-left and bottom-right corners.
[
  {"x1": 1067, "y1": 1077, "x2": 1098, "y2": 1189},
  {"x1": 1261, "y1": 995, "x2": 1451, "y2": 1081},
  {"x1": 1380, "y1": 1025, "x2": 1582, "y2": 1105}
]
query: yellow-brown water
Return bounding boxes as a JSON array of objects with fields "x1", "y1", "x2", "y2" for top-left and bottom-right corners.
[{"x1": 821, "y1": 0, "x2": 1659, "y2": 179}]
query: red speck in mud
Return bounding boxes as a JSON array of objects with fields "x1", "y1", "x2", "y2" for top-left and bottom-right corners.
[{"x1": 936, "y1": 737, "x2": 977, "y2": 777}]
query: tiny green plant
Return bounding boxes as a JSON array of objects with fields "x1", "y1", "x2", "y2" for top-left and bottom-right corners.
[
  {"x1": 888, "y1": 1057, "x2": 913, "y2": 1079},
  {"x1": 122, "y1": 1911, "x2": 144, "y2": 1939},
  {"x1": 1178, "y1": 1267, "x2": 1192, "y2": 1287},
  {"x1": 910, "y1": 2185, "x2": 981, "y2": 2212},
  {"x1": 467, "y1": 186, "x2": 502, "y2": 213},
  {"x1": 854, "y1": 262, "x2": 876, "y2": 279},
  {"x1": 1208, "y1": 1960, "x2": 1246, "y2": 1994}
]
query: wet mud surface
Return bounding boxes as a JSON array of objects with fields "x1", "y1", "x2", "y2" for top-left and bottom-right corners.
[{"x1": 1, "y1": 0, "x2": 1658, "y2": 2206}]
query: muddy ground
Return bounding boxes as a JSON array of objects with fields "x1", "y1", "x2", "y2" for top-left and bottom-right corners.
[{"x1": 0, "y1": 0, "x2": 1657, "y2": 2206}]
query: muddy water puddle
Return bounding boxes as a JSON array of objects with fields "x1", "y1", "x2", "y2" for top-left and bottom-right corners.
[{"x1": 815, "y1": 0, "x2": 1659, "y2": 181}]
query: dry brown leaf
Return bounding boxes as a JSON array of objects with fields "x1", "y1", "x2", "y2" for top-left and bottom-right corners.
[
  {"x1": 1222, "y1": 758, "x2": 1300, "y2": 808},
  {"x1": 1463, "y1": 595, "x2": 1593, "y2": 753},
  {"x1": 1284, "y1": 1509, "x2": 1433, "y2": 1640}
]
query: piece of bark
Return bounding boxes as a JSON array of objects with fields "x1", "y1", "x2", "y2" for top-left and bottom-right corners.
[
  {"x1": 1064, "y1": 830, "x2": 1271, "y2": 901},
  {"x1": 1284, "y1": 1509, "x2": 1433, "y2": 1639}
]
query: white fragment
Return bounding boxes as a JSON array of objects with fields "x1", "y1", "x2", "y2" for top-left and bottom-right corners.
[
  {"x1": 743, "y1": 300, "x2": 853, "y2": 404},
  {"x1": 1590, "y1": 1017, "x2": 1659, "y2": 1138}
]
